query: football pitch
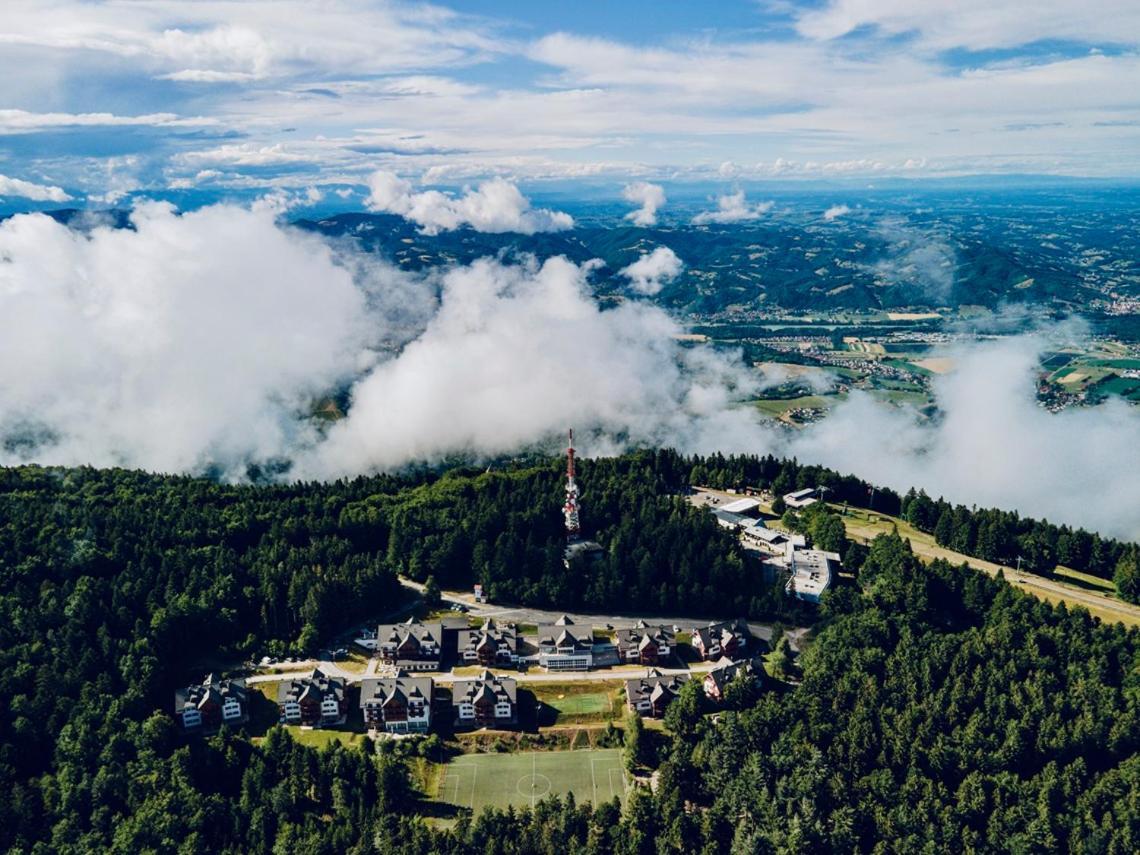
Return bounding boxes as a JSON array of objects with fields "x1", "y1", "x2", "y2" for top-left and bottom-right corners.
[{"x1": 437, "y1": 749, "x2": 628, "y2": 813}]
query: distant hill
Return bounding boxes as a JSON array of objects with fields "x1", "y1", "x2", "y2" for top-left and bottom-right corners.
[{"x1": 293, "y1": 199, "x2": 1134, "y2": 314}]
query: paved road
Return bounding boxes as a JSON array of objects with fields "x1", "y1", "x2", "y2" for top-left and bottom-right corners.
[
  {"x1": 248, "y1": 657, "x2": 724, "y2": 687},
  {"x1": 414, "y1": 579, "x2": 801, "y2": 648},
  {"x1": 248, "y1": 659, "x2": 368, "y2": 685}
]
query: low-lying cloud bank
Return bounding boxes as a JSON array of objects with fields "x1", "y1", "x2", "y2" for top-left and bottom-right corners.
[
  {"x1": 0, "y1": 201, "x2": 1137, "y2": 541},
  {"x1": 364, "y1": 171, "x2": 574, "y2": 235},
  {"x1": 784, "y1": 334, "x2": 1140, "y2": 541}
]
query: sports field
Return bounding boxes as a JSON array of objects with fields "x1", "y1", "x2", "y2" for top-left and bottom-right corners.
[{"x1": 436, "y1": 749, "x2": 628, "y2": 812}]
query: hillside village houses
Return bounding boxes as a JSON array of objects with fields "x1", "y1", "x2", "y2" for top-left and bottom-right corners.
[
  {"x1": 453, "y1": 671, "x2": 518, "y2": 728},
  {"x1": 691, "y1": 619, "x2": 749, "y2": 661},
  {"x1": 702, "y1": 656, "x2": 765, "y2": 703},
  {"x1": 536, "y1": 616, "x2": 594, "y2": 671},
  {"x1": 625, "y1": 670, "x2": 690, "y2": 718},
  {"x1": 278, "y1": 668, "x2": 348, "y2": 726},
  {"x1": 375, "y1": 619, "x2": 442, "y2": 670},
  {"x1": 175, "y1": 673, "x2": 248, "y2": 731},
  {"x1": 615, "y1": 621, "x2": 675, "y2": 665},
  {"x1": 360, "y1": 673, "x2": 433, "y2": 734},
  {"x1": 458, "y1": 619, "x2": 519, "y2": 666}
]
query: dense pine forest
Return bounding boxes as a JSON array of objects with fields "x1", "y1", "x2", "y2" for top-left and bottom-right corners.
[{"x1": 1, "y1": 454, "x2": 1139, "y2": 852}]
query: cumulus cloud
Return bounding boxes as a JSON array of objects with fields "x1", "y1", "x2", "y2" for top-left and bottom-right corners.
[
  {"x1": 622, "y1": 181, "x2": 666, "y2": 226},
  {"x1": 618, "y1": 246, "x2": 683, "y2": 295},
  {"x1": 0, "y1": 174, "x2": 72, "y2": 202},
  {"x1": 302, "y1": 254, "x2": 759, "y2": 476},
  {"x1": 692, "y1": 191, "x2": 773, "y2": 224},
  {"x1": 0, "y1": 202, "x2": 407, "y2": 474},
  {"x1": 2, "y1": 202, "x2": 1137, "y2": 542},
  {"x1": 363, "y1": 171, "x2": 574, "y2": 235},
  {"x1": 823, "y1": 204, "x2": 851, "y2": 221},
  {"x1": 783, "y1": 332, "x2": 1140, "y2": 539}
]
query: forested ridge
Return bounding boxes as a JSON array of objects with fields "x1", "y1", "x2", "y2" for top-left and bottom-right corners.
[{"x1": 1, "y1": 455, "x2": 1138, "y2": 852}]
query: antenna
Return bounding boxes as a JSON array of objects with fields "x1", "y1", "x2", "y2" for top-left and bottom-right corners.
[{"x1": 563, "y1": 428, "x2": 581, "y2": 541}]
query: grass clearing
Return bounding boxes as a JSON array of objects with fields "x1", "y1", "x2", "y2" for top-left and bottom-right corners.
[
  {"x1": 837, "y1": 506, "x2": 1140, "y2": 628},
  {"x1": 530, "y1": 681, "x2": 624, "y2": 724},
  {"x1": 434, "y1": 748, "x2": 628, "y2": 813},
  {"x1": 252, "y1": 725, "x2": 367, "y2": 750},
  {"x1": 1054, "y1": 566, "x2": 1115, "y2": 593},
  {"x1": 333, "y1": 650, "x2": 371, "y2": 674}
]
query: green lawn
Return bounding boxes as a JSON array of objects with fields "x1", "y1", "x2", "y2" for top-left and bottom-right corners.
[
  {"x1": 530, "y1": 682, "x2": 623, "y2": 723},
  {"x1": 252, "y1": 725, "x2": 367, "y2": 750},
  {"x1": 434, "y1": 749, "x2": 628, "y2": 813}
]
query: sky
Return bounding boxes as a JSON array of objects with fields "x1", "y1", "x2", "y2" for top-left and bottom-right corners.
[{"x1": 1, "y1": 0, "x2": 1138, "y2": 205}]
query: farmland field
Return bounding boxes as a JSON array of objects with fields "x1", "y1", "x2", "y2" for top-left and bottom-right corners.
[{"x1": 435, "y1": 749, "x2": 628, "y2": 813}]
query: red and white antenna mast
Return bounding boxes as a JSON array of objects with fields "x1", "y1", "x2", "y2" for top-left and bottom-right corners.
[{"x1": 563, "y1": 428, "x2": 581, "y2": 540}]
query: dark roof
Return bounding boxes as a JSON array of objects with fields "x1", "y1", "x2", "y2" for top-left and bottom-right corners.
[
  {"x1": 175, "y1": 674, "x2": 247, "y2": 713},
  {"x1": 278, "y1": 668, "x2": 346, "y2": 705},
  {"x1": 691, "y1": 619, "x2": 749, "y2": 650},
  {"x1": 453, "y1": 671, "x2": 517, "y2": 705},
  {"x1": 376, "y1": 620, "x2": 442, "y2": 651},
  {"x1": 535, "y1": 623, "x2": 589, "y2": 649},
  {"x1": 458, "y1": 621, "x2": 518, "y2": 653},
  {"x1": 624, "y1": 672, "x2": 690, "y2": 706},
  {"x1": 615, "y1": 625, "x2": 675, "y2": 653},
  {"x1": 359, "y1": 673, "x2": 434, "y2": 709},
  {"x1": 704, "y1": 656, "x2": 764, "y2": 692}
]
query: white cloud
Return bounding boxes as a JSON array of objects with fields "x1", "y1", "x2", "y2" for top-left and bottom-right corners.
[
  {"x1": 0, "y1": 174, "x2": 71, "y2": 202},
  {"x1": 692, "y1": 191, "x2": 773, "y2": 224},
  {"x1": 622, "y1": 181, "x2": 665, "y2": 226},
  {"x1": 823, "y1": 204, "x2": 851, "y2": 221},
  {"x1": 795, "y1": 0, "x2": 1140, "y2": 51},
  {"x1": 619, "y1": 246, "x2": 683, "y2": 295},
  {"x1": 0, "y1": 202, "x2": 387, "y2": 474},
  {"x1": 303, "y1": 254, "x2": 758, "y2": 477},
  {"x1": 785, "y1": 332, "x2": 1140, "y2": 540},
  {"x1": 0, "y1": 2, "x2": 503, "y2": 81},
  {"x1": 363, "y1": 171, "x2": 574, "y2": 235},
  {"x1": 1, "y1": 203, "x2": 1137, "y2": 541},
  {"x1": 0, "y1": 108, "x2": 214, "y2": 133},
  {"x1": 176, "y1": 143, "x2": 308, "y2": 167}
]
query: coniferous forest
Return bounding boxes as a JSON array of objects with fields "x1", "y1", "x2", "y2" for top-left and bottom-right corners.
[{"x1": 1, "y1": 454, "x2": 1138, "y2": 852}]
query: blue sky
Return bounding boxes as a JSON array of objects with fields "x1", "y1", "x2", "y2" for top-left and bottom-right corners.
[{"x1": 0, "y1": 0, "x2": 1138, "y2": 207}]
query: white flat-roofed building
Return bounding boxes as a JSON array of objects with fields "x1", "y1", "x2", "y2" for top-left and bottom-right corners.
[
  {"x1": 783, "y1": 488, "x2": 819, "y2": 509},
  {"x1": 766, "y1": 541, "x2": 838, "y2": 603},
  {"x1": 719, "y1": 497, "x2": 761, "y2": 516}
]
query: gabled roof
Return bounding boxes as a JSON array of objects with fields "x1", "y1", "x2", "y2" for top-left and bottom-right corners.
[
  {"x1": 279, "y1": 668, "x2": 345, "y2": 706},
  {"x1": 453, "y1": 672, "x2": 517, "y2": 705},
  {"x1": 359, "y1": 675, "x2": 434, "y2": 710},
  {"x1": 176, "y1": 674, "x2": 247, "y2": 713}
]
